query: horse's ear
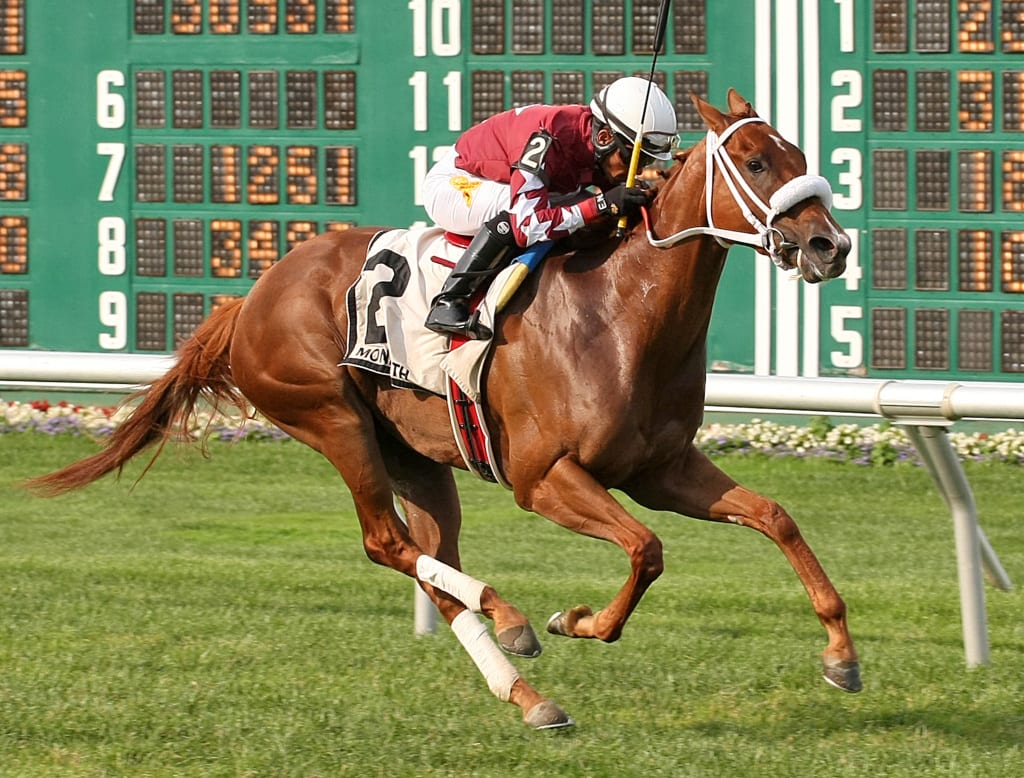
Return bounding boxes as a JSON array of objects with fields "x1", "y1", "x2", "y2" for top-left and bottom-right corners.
[
  {"x1": 726, "y1": 88, "x2": 758, "y2": 118},
  {"x1": 690, "y1": 92, "x2": 728, "y2": 133}
]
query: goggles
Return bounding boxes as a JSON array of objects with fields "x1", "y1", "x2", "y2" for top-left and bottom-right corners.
[{"x1": 612, "y1": 131, "x2": 676, "y2": 168}]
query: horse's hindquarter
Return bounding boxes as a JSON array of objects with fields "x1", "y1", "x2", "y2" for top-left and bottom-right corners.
[
  {"x1": 237, "y1": 230, "x2": 370, "y2": 348},
  {"x1": 230, "y1": 229, "x2": 377, "y2": 426}
]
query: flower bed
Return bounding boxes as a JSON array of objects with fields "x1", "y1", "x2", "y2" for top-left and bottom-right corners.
[
  {"x1": 698, "y1": 418, "x2": 1024, "y2": 465},
  {"x1": 3, "y1": 399, "x2": 1023, "y2": 465},
  {"x1": 0, "y1": 399, "x2": 290, "y2": 442}
]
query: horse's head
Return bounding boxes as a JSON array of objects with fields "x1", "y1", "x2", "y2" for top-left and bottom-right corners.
[{"x1": 691, "y1": 89, "x2": 850, "y2": 283}]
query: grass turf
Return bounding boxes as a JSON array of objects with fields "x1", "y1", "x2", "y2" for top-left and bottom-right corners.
[{"x1": 1, "y1": 434, "x2": 1022, "y2": 776}]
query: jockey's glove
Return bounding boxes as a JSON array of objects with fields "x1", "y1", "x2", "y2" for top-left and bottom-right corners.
[{"x1": 599, "y1": 184, "x2": 652, "y2": 218}]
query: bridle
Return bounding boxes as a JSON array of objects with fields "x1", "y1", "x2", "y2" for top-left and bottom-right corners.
[{"x1": 644, "y1": 117, "x2": 834, "y2": 269}]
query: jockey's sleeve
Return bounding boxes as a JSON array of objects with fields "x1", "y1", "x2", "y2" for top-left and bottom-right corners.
[{"x1": 507, "y1": 167, "x2": 606, "y2": 248}]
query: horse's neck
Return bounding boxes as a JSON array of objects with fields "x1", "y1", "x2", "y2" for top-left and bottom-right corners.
[{"x1": 635, "y1": 143, "x2": 729, "y2": 334}]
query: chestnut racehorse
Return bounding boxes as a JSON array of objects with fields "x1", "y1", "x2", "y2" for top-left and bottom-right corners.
[{"x1": 30, "y1": 91, "x2": 860, "y2": 729}]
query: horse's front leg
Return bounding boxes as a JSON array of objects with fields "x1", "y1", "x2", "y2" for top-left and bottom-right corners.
[
  {"x1": 521, "y1": 457, "x2": 664, "y2": 643},
  {"x1": 623, "y1": 446, "x2": 862, "y2": 693}
]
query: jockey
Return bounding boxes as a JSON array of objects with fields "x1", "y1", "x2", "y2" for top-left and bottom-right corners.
[{"x1": 422, "y1": 76, "x2": 679, "y2": 340}]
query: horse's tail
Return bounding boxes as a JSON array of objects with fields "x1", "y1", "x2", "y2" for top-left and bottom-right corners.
[{"x1": 26, "y1": 298, "x2": 248, "y2": 496}]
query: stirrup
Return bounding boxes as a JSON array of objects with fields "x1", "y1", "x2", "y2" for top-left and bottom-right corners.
[
  {"x1": 425, "y1": 303, "x2": 492, "y2": 340},
  {"x1": 459, "y1": 310, "x2": 492, "y2": 341}
]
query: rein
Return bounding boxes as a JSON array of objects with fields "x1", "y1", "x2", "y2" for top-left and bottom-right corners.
[{"x1": 644, "y1": 117, "x2": 834, "y2": 268}]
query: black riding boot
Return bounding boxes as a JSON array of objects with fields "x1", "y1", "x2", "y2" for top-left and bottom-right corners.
[{"x1": 425, "y1": 214, "x2": 516, "y2": 340}]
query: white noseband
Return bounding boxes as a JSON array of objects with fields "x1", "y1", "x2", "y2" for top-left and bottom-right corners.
[{"x1": 768, "y1": 174, "x2": 833, "y2": 220}]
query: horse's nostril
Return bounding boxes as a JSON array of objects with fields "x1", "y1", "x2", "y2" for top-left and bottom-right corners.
[{"x1": 810, "y1": 236, "x2": 837, "y2": 260}]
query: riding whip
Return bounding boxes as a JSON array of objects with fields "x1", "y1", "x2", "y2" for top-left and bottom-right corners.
[{"x1": 616, "y1": 0, "x2": 673, "y2": 238}]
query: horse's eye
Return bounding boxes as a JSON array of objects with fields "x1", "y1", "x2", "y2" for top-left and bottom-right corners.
[{"x1": 746, "y1": 158, "x2": 764, "y2": 174}]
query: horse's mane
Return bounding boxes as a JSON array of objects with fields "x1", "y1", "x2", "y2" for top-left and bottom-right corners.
[{"x1": 670, "y1": 145, "x2": 695, "y2": 168}]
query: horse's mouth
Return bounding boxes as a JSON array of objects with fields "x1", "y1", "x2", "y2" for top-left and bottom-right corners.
[
  {"x1": 793, "y1": 232, "x2": 850, "y2": 283},
  {"x1": 774, "y1": 244, "x2": 815, "y2": 279},
  {"x1": 795, "y1": 252, "x2": 826, "y2": 283}
]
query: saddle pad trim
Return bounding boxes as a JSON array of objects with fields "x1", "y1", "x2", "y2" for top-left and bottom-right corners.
[{"x1": 446, "y1": 376, "x2": 512, "y2": 490}]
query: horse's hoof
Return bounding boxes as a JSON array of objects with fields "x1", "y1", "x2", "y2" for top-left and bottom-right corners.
[
  {"x1": 524, "y1": 700, "x2": 575, "y2": 730},
  {"x1": 497, "y1": 623, "x2": 542, "y2": 658},
  {"x1": 546, "y1": 611, "x2": 568, "y2": 636},
  {"x1": 822, "y1": 656, "x2": 863, "y2": 693},
  {"x1": 546, "y1": 606, "x2": 593, "y2": 637}
]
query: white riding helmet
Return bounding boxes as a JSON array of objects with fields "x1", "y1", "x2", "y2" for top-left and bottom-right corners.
[{"x1": 590, "y1": 76, "x2": 678, "y2": 163}]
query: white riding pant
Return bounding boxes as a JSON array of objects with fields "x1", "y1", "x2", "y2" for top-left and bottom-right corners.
[{"x1": 422, "y1": 147, "x2": 511, "y2": 236}]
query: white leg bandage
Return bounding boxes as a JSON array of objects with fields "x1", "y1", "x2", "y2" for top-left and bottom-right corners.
[
  {"x1": 415, "y1": 555, "x2": 487, "y2": 612},
  {"x1": 450, "y1": 610, "x2": 520, "y2": 702}
]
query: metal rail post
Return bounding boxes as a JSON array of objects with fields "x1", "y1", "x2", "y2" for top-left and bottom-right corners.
[{"x1": 902, "y1": 425, "x2": 1012, "y2": 667}]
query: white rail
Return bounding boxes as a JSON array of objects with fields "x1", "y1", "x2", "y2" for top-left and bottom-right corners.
[
  {"x1": 1, "y1": 351, "x2": 1017, "y2": 666},
  {"x1": 5, "y1": 352, "x2": 1023, "y2": 421},
  {"x1": 0, "y1": 350, "x2": 175, "y2": 389},
  {"x1": 705, "y1": 373, "x2": 1024, "y2": 423}
]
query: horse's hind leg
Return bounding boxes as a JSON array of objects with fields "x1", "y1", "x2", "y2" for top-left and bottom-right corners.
[
  {"x1": 247, "y1": 377, "x2": 570, "y2": 727},
  {"x1": 381, "y1": 439, "x2": 543, "y2": 659},
  {"x1": 625, "y1": 448, "x2": 862, "y2": 693},
  {"x1": 346, "y1": 431, "x2": 573, "y2": 727}
]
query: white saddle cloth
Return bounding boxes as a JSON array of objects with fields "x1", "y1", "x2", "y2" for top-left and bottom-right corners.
[{"x1": 342, "y1": 226, "x2": 515, "y2": 402}]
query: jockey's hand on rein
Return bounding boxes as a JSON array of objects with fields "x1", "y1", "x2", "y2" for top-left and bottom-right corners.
[{"x1": 602, "y1": 183, "x2": 652, "y2": 218}]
